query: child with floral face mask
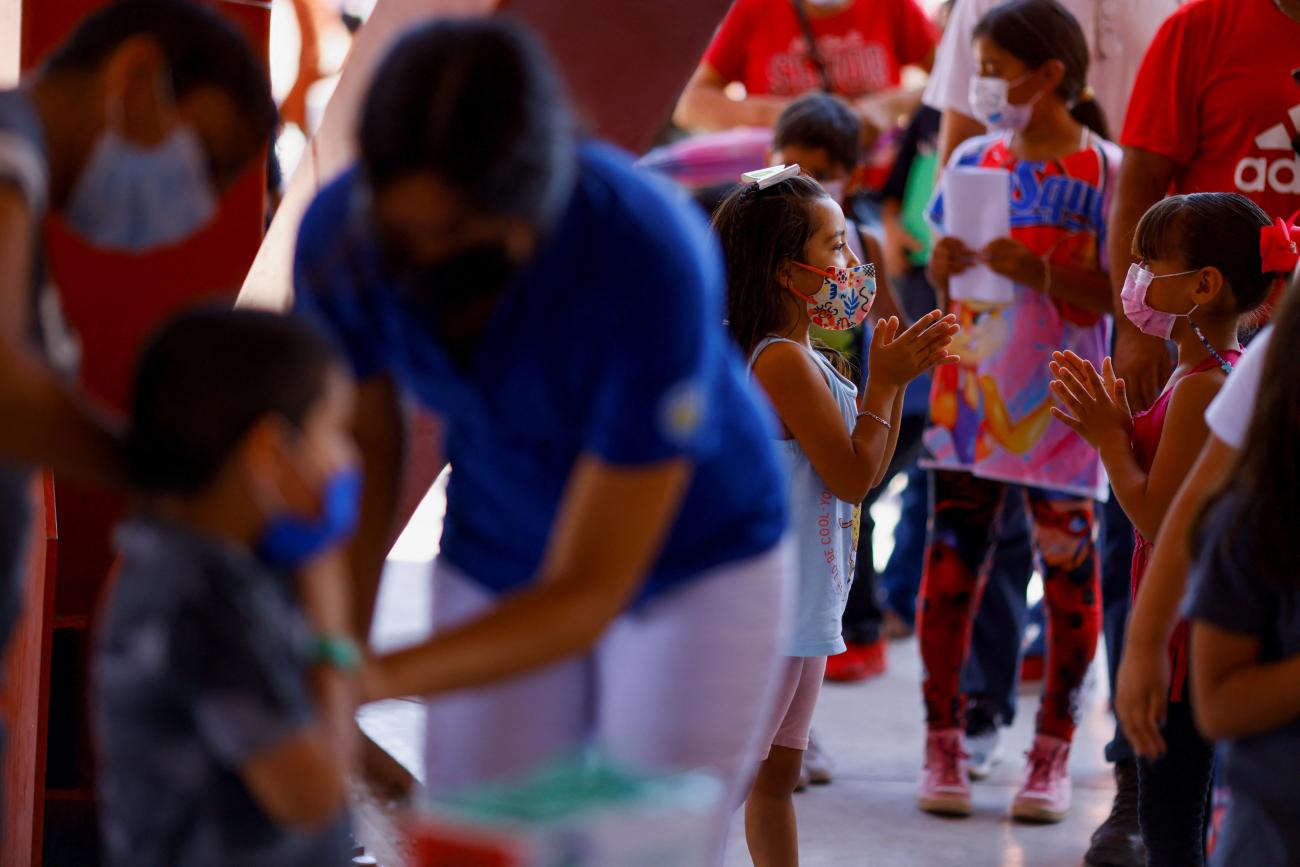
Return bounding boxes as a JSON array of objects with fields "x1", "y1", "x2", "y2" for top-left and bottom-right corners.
[
  {"x1": 1050, "y1": 192, "x2": 1295, "y2": 866},
  {"x1": 919, "y1": 0, "x2": 1119, "y2": 825},
  {"x1": 713, "y1": 165, "x2": 958, "y2": 866}
]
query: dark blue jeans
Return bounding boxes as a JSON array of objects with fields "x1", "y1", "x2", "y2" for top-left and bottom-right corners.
[
  {"x1": 1101, "y1": 490, "x2": 1136, "y2": 764},
  {"x1": 880, "y1": 462, "x2": 928, "y2": 624},
  {"x1": 845, "y1": 436, "x2": 1035, "y2": 727},
  {"x1": 958, "y1": 492, "x2": 1127, "y2": 731},
  {"x1": 844, "y1": 414, "x2": 927, "y2": 644},
  {"x1": 959, "y1": 491, "x2": 1034, "y2": 726}
]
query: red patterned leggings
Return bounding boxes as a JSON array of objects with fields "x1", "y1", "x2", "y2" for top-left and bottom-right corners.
[{"x1": 918, "y1": 471, "x2": 1101, "y2": 741}]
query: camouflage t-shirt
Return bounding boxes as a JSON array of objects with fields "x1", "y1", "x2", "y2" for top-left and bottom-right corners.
[{"x1": 94, "y1": 517, "x2": 352, "y2": 867}]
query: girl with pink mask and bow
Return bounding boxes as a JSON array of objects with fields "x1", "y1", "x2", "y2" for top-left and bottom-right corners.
[{"x1": 1049, "y1": 193, "x2": 1297, "y2": 866}]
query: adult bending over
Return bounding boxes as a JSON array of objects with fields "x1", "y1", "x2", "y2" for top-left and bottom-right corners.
[{"x1": 292, "y1": 20, "x2": 791, "y2": 856}]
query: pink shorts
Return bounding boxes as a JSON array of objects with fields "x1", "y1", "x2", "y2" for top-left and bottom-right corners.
[{"x1": 760, "y1": 656, "x2": 826, "y2": 757}]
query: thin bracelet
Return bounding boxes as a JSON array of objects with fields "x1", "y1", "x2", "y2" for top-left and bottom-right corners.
[
  {"x1": 857, "y1": 409, "x2": 892, "y2": 430},
  {"x1": 309, "y1": 634, "x2": 362, "y2": 673}
]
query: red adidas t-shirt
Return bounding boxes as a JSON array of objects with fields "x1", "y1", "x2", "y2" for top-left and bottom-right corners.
[
  {"x1": 703, "y1": 0, "x2": 936, "y2": 98},
  {"x1": 1122, "y1": 0, "x2": 1300, "y2": 222}
]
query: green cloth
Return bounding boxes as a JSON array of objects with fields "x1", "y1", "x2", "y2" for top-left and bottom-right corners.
[
  {"x1": 901, "y1": 149, "x2": 939, "y2": 267},
  {"x1": 428, "y1": 751, "x2": 721, "y2": 825},
  {"x1": 416, "y1": 753, "x2": 725, "y2": 866}
]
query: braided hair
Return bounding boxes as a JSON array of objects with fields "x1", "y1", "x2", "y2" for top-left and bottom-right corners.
[{"x1": 712, "y1": 174, "x2": 830, "y2": 358}]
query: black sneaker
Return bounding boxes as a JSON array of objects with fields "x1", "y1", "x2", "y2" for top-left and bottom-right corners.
[{"x1": 1084, "y1": 759, "x2": 1146, "y2": 867}]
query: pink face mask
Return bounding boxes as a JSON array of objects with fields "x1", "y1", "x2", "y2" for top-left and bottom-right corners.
[{"x1": 1120, "y1": 263, "x2": 1198, "y2": 339}]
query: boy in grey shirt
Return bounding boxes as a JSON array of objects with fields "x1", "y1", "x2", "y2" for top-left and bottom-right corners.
[{"x1": 95, "y1": 310, "x2": 361, "y2": 866}]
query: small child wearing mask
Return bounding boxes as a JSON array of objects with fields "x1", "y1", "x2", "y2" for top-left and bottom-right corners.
[{"x1": 93, "y1": 309, "x2": 361, "y2": 867}]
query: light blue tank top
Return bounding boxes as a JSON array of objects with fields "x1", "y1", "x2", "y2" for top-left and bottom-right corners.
[{"x1": 749, "y1": 336, "x2": 862, "y2": 657}]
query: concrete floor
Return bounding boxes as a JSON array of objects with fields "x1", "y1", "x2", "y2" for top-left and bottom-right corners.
[
  {"x1": 719, "y1": 644, "x2": 1114, "y2": 867},
  {"x1": 356, "y1": 483, "x2": 1116, "y2": 867}
]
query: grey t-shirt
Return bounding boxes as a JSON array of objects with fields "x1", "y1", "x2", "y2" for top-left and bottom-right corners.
[
  {"x1": 1186, "y1": 494, "x2": 1300, "y2": 866},
  {"x1": 0, "y1": 86, "x2": 76, "y2": 371},
  {"x1": 94, "y1": 518, "x2": 351, "y2": 867}
]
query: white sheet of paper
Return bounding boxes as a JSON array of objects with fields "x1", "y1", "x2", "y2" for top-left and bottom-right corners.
[{"x1": 943, "y1": 167, "x2": 1015, "y2": 305}]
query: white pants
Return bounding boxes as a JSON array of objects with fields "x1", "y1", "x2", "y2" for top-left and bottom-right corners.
[{"x1": 422, "y1": 544, "x2": 793, "y2": 859}]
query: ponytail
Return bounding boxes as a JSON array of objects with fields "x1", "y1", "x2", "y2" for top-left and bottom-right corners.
[
  {"x1": 1069, "y1": 86, "x2": 1110, "y2": 140},
  {"x1": 712, "y1": 175, "x2": 828, "y2": 356},
  {"x1": 975, "y1": 0, "x2": 1109, "y2": 138}
]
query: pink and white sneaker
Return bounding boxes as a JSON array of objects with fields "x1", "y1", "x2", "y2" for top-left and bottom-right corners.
[
  {"x1": 917, "y1": 729, "x2": 972, "y2": 816},
  {"x1": 1011, "y1": 735, "x2": 1072, "y2": 823}
]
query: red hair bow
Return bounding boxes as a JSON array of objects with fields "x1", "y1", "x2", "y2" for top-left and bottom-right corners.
[{"x1": 1261, "y1": 210, "x2": 1300, "y2": 273}]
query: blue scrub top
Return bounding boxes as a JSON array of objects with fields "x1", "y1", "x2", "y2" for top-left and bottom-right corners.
[{"x1": 293, "y1": 142, "x2": 787, "y2": 602}]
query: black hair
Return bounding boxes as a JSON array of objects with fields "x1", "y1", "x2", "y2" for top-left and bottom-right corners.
[
  {"x1": 43, "y1": 0, "x2": 276, "y2": 145},
  {"x1": 1196, "y1": 274, "x2": 1300, "y2": 588},
  {"x1": 773, "y1": 94, "x2": 862, "y2": 175},
  {"x1": 691, "y1": 182, "x2": 738, "y2": 220},
  {"x1": 359, "y1": 17, "x2": 577, "y2": 227},
  {"x1": 127, "y1": 308, "x2": 340, "y2": 494},
  {"x1": 972, "y1": 0, "x2": 1109, "y2": 139},
  {"x1": 712, "y1": 174, "x2": 831, "y2": 356},
  {"x1": 1133, "y1": 193, "x2": 1281, "y2": 319}
]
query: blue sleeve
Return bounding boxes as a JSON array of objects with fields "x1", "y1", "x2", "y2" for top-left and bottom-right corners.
[
  {"x1": 291, "y1": 173, "x2": 391, "y2": 380},
  {"x1": 925, "y1": 182, "x2": 945, "y2": 234},
  {"x1": 581, "y1": 197, "x2": 724, "y2": 465},
  {"x1": 1185, "y1": 498, "x2": 1272, "y2": 637}
]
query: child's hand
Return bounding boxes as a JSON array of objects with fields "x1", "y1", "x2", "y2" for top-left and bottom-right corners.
[
  {"x1": 1049, "y1": 351, "x2": 1133, "y2": 450},
  {"x1": 869, "y1": 310, "x2": 961, "y2": 389},
  {"x1": 929, "y1": 236, "x2": 976, "y2": 287},
  {"x1": 982, "y1": 238, "x2": 1047, "y2": 290},
  {"x1": 1115, "y1": 641, "x2": 1171, "y2": 760}
]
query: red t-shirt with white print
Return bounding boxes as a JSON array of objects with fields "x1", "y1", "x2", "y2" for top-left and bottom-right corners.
[
  {"x1": 703, "y1": 0, "x2": 937, "y2": 98},
  {"x1": 1121, "y1": 0, "x2": 1300, "y2": 222}
]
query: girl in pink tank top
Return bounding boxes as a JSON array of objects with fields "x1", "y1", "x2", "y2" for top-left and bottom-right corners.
[{"x1": 1048, "y1": 192, "x2": 1291, "y2": 867}]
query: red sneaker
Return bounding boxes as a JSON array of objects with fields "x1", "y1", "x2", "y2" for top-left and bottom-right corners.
[
  {"x1": 1020, "y1": 653, "x2": 1045, "y2": 684},
  {"x1": 857, "y1": 638, "x2": 887, "y2": 678},
  {"x1": 825, "y1": 641, "x2": 887, "y2": 683},
  {"x1": 825, "y1": 647, "x2": 868, "y2": 682}
]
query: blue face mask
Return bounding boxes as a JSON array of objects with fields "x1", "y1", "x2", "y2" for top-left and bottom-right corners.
[
  {"x1": 258, "y1": 467, "x2": 364, "y2": 571},
  {"x1": 63, "y1": 125, "x2": 218, "y2": 253}
]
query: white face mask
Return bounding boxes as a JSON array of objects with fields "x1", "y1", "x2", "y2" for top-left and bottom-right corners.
[
  {"x1": 64, "y1": 124, "x2": 218, "y2": 253},
  {"x1": 968, "y1": 72, "x2": 1041, "y2": 132},
  {"x1": 819, "y1": 178, "x2": 846, "y2": 204}
]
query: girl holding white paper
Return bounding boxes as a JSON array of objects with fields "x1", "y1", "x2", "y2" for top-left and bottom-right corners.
[{"x1": 914, "y1": 0, "x2": 1120, "y2": 824}]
